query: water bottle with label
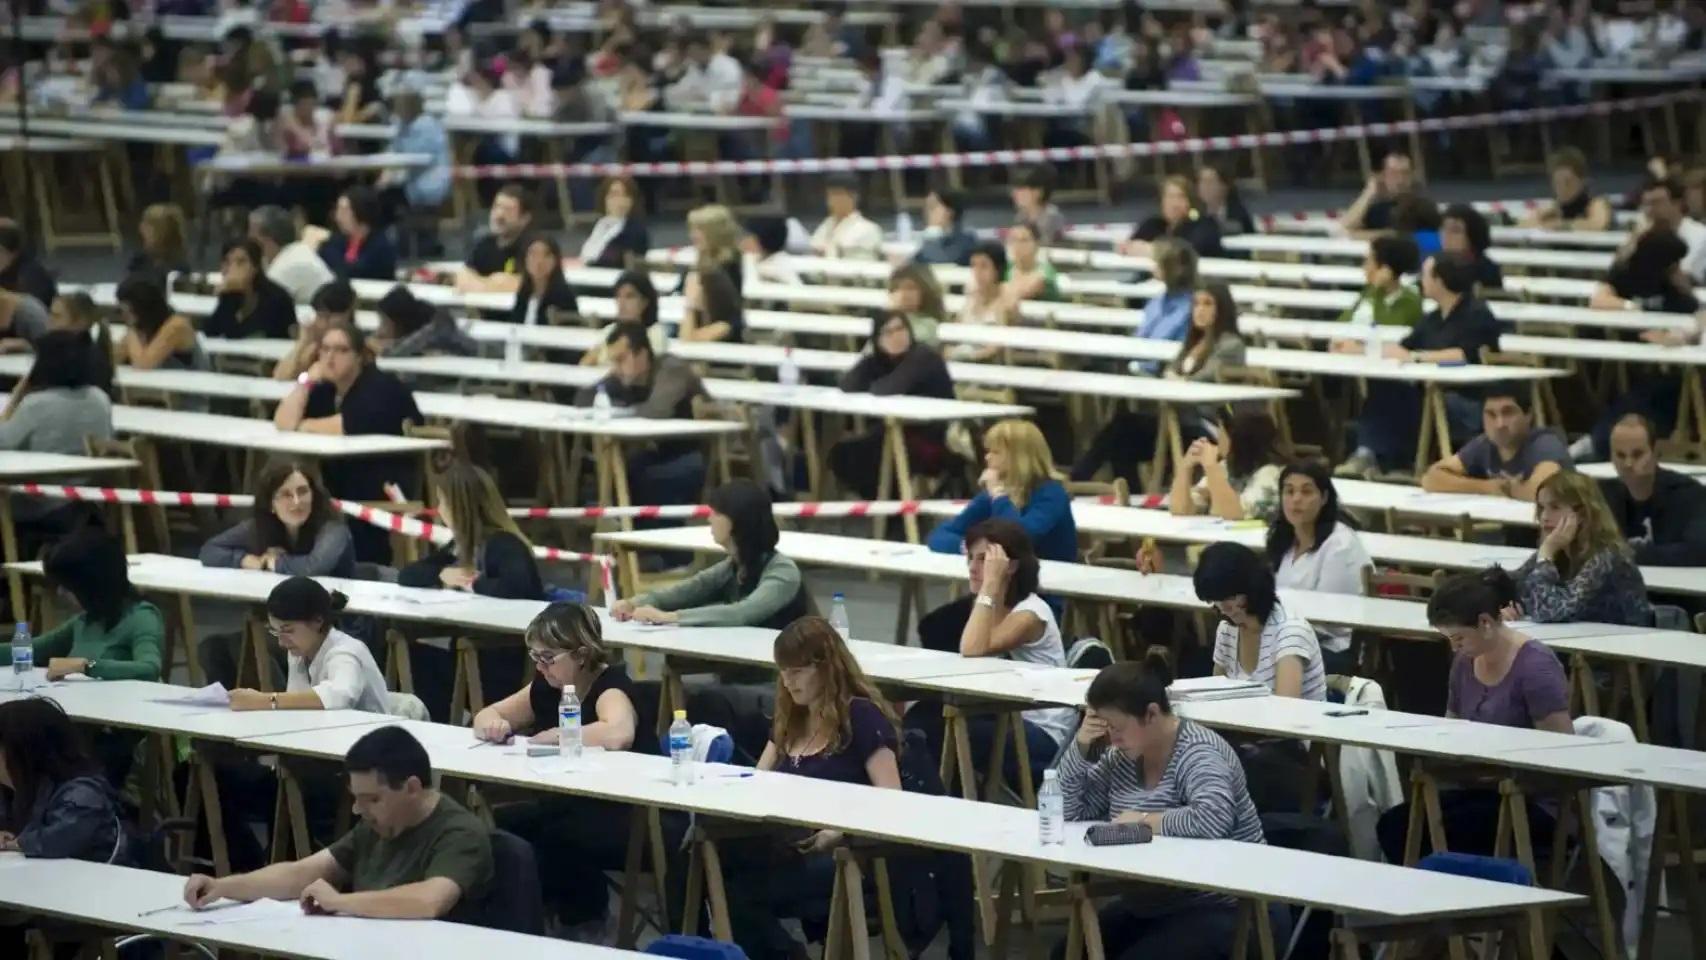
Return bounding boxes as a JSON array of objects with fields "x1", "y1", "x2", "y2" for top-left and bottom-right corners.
[
  {"x1": 828, "y1": 593, "x2": 851, "y2": 640},
  {"x1": 778, "y1": 346, "x2": 801, "y2": 393},
  {"x1": 11, "y1": 622, "x2": 32, "y2": 690},
  {"x1": 592, "y1": 383, "x2": 612, "y2": 422},
  {"x1": 669, "y1": 709, "x2": 694, "y2": 786},
  {"x1": 558, "y1": 684, "x2": 583, "y2": 762},
  {"x1": 1038, "y1": 769, "x2": 1064, "y2": 845}
]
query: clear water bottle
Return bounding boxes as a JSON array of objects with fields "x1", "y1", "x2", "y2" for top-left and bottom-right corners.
[
  {"x1": 828, "y1": 593, "x2": 851, "y2": 640},
  {"x1": 896, "y1": 211, "x2": 913, "y2": 243},
  {"x1": 592, "y1": 383, "x2": 612, "y2": 422},
  {"x1": 504, "y1": 324, "x2": 523, "y2": 366},
  {"x1": 778, "y1": 347, "x2": 801, "y2": 393},
  {"x1": 669, "y1": 709, "x2": 694, "y2": 786},
  {"x1": 1364, "y1": 326, "x2": 1383, "y2": 360},
  {"x1": 11, "y1": 622, "x2": 32, "y2": 690},
  {"x1": 1038, "y1": 769, "x2": 1064, "y2": 845},
  {"x1": 558, "y1": 684, "x2": 583, "y2": 762}
]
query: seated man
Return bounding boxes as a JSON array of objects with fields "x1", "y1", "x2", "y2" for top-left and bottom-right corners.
[
  {"x1": 1632, "y1": 175, "x2": 1706, "y2": 285},
  {"x1": 250, "y1": 205, "x2": 336, "y2": 304},
  {"x1": 576, "y1": 323, "x2": 709, "y2": 509},
  {"x1": 1341, "y1": 151, "x2": 1415, "y2": 236},
  {"x1": 454, "y1": 184, "x2": 536, "y2": 294},
  {"x1": 181, "y1": 726, "x2": 493, "y2": 921},
  {"x1": 1421, "y1": 384, "x2": 1571, "y2": 501},
  {"x1": 1598, "y1": 413, "x2": 1706, "y2": 566},
  {"x1": 809, "y1": 172, "x2": 884, "y2": 260}
]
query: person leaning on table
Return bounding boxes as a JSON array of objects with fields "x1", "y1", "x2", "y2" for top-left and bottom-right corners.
[
  {"x1": 183, "y1": 725, "x2": 493, "y2": 922},
  {"x1": 1420, "y1": 383, "x2": 1571, "y2": 503},
  {"x1": 1060, "y1": 657, "x2": 1286, "y2": 960},
  {"x1": 1509, "y1": 471, "x2": 1653, "y2": 628},
  {"x1": 226, "y1": 577, "x2": 390, "y2": 714},
  {"x1": 3, "y1": 528, "x2": 161, "y2": 682}
]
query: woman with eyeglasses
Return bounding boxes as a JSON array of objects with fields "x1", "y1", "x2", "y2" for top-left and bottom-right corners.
[
  {"x1": 470, "y1": 603, "x2": 660, "y2": 933},
  {"x1": 200, "y1": 459, "x2": 355, "y2": 577},
  {"x1": 226, "y1": 577, "x2": 389, "y2": 714}
]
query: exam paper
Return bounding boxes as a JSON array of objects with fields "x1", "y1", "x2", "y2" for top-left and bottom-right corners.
[
  {"x1": 163, "y1": 898, "x2": 302, "y2": 926},
  {"x1": 151, "y1": 682, "x2": 230, "y2": 707}
]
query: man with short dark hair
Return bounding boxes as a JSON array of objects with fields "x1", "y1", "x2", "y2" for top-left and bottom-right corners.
[
  {"x1": 250, "y1": 205, "x2": 336, "y2": 303},
  {"x1": 1342, "y1": 152, "x2": 1415, "y2": 235},
  {"x1": 454, "y1": 184, "x2": 535, "y2": 294},
  {"x1": 1421, "y1": 385, "x2": 1571, "y2": 501},
  {"x1": 1635, "y1": 176, "x2": 1706, "y2": 283},
  {"x1": 1598, "y1": 413, "x2": 1706, "y2": 565},
  {"x1": 182, "y1": 726, "x2": 492, "y2": 921},
  {"x1": 1331, "y1": 234, "x2": 1423, "y2": 332},
  {"x1": 0, "y1": 219, "x2": 57, "y2": 308},
  {"x1": 1338, "y1": 252, "x2": 1503, "y2": 478}
]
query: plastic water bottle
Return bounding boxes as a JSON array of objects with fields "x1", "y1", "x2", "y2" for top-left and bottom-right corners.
[
  {"x1": 504, "y1": 324, "x2": 523, "y2": 366},
  {"x1": 828, "y1": 593, "x2": 851, "y2": 640},
  {"x1": 778, "y1": 347, "x2": 801, "y2": 393},
  {"x1": 1038, "y1": 769, "x2": 1064, "y2": 845},
  {"x1": 1364, "y1": 327, "x2": 1383, "y2": 360},
  {"x1": 558, "y1": 684, "x2": 583, "y2": 762},
  {"x1": 592, "y1": 383, "x2": 612, "y2": 422},
  {"x1": 11, "y1": 622, "x2": 32, "y2": 690},
  {"x1": 669, "y1": 709, "x2": 694, "y2": 786},
  {"x1": 896, "y1": 211, "x2": 914, "y2": 243}
]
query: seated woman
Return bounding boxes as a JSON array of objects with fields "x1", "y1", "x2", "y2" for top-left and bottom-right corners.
[
  {"x1": 201, "y1": 459, "x2": 356, "y2": 576},
  {"x1": 1121, "y1": 174, "x2": 1225, "y2": 259},
  {"x1": 317, "y1": 186, "x2": 397, "y2": 282},
  {"x1": 0, "y1": 698, "x2": 129, "y2": 863},
  {"x1": 580, "y1": 269, "x2": 667, "y2": 366},
  {"x1": 228, "y1": 577, "x2": 390, "y2": 715},
  {"x1": 126, "y1": 203, "x2": 191, "y2": 281},
  {"x1": 929, "y1": 418, "x2": 1077, "y2": 565},
  {"x1": 1194, "y1": 542, "x2": 1327, "y2": 702},
  {"x1": 509, "y1": 234, "x2": 580, "y2": 327},
  {"x1": 887, "y1": 261, "x2": 947, "y2": 346},
  {"x1": 948, "y1": 241, "x2": 1010, "y2": 361},
  {"x1": 116, "y1": 274, "x2": 210, "y2": 382},
  {"x1": 577, "y1": 175, "x2": 650, "y2": 269},
  {"x1": 373, "y1": 285, "x2": 475, "y2": 358},
  {"x1": 727, "y1": 616, "x2": 902, "y2": 960},
  {"x1": 1521, "y1": 147, "x2": 1613, "y2": 231},
  {"x1": 1439, "y1": 203, "x2": 1503, "y2": 292},
  {"x1": 1168, "y1": 410, "x2": 1284, "y2": 522},
  {"x1": 472, "y1": 602, "x2": 661, "y2": 930},
  {"x1": 828, "y1": 313, "x2": 955, "y2": 500},
  {"x1": 678, "y1": 266, "x2": 745, "y2": 343},
  {"x1": 4, "y1": 528, "x2": 162, "y2": 682},
  {"x1": 1512, "y1": 471, "x2": 1653, "y2": 627},
  {"x1": 998, "y1": 221, "x2": 1058, "y2": 315},
  {"x1": 1, "y1": 330, "x2": 114, "y2": 538},
  {"x1": 1264, "y1": 462, "x2": 1372, "y2": 676},
  {"x1": 1077, "y1": 283, "x2": 1242, "y2": 486},
  {"x1": 1375, "y1": 570, "x2": 1573, "y2": 865},
  {"x1": 398, "y1": 461, "x2": 544, "y2": 600},
  {"x1": 273, "y1": 281, "x2": 354, "y2": 381},
  {"x1": 1126, "y1": 239, "x2": 1200, "y2": 375},
  {"x1": 1059, "y1": 658, "x2": 1272, "y2": 958},
  {"x1": 612, "y1": 480, "x2": 809, "y2": 629},
  {"x1": 205, "y1": 238, "x2": 297, "y2": 340},
  {"x1": 48, "y1": 292, "x2": 115, "y2": 395}
]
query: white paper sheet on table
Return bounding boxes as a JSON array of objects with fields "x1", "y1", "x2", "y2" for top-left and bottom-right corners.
[
  {"x1": 150, "y1": 682, "x2": 230, "y2": 707},
  {"x1": 393, "y1": 592, "x2": 469, "y2": 607},
  {"x1": 159, "y1": 898, "x2": 302, "y2": 926}
]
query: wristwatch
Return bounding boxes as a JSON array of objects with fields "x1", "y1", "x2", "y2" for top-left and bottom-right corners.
[{"x1": 975, "y1": 595, "x2": 995, "y2": 609}]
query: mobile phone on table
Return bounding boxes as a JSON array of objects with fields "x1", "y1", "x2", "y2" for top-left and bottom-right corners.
[{"x1": 1085, "y1": 822, "x2": 1153, "y2": 847}]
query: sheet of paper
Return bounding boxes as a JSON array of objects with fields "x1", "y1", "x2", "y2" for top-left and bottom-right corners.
[
  {"x1": 160, "y1": 898, "x2": 303, "y2": 926},
  {"x1": 393, "y1": 592, "x2": 469, "y2": 607},
  {"x1": 151, "y1": 682, "x2": 230, "y2": 707}
]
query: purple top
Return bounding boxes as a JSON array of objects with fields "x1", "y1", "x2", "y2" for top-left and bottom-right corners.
[
  {"x1": 1447, "y1": 640, "x2": 1569, "y2": 729},
  {"x1": 773, "y1": 698, "x2": 898, "y2": 786}
]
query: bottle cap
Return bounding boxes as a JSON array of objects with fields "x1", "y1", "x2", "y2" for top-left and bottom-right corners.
[
  {"x1": 1043, "y1": 769, "x2": 1058, "y2": 780},
  {"x1": 833, "y1": 592, "x2": 845, "y2": 600},
  {"x1": 674, "y1": 709, "x2": 687, "y2": 720},
  {"x1": 563, "y1": 685, "x2": 575, "y2": 694}
]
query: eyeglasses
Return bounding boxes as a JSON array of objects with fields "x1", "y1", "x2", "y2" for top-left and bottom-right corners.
[{"x1": 528, "y1": 648, "x2": 566, "y2": 667}]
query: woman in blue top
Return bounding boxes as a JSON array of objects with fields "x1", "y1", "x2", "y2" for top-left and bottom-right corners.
[
  {"x1": 1127, "y1": 238, "x2": 1199, "y2": 375},
  {"x1": 928, "y1": 419, "x2": 1078, "y2": 565}
]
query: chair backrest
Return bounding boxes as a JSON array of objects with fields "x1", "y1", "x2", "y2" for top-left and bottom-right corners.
[
  {"x1": 385, "y1": 692, "x2": 430, "y2": 721},
  {"x1": 1416, "y1": 852, "x2": 1533, "y2": 886},
  {"x1": 1066, "y1": 637, "x2": 1114, "y2": 671},
  {"x1": 479, "y1": 829, "x2": 546, "y2": 935},
  {"x1": 690, "y1": 724, "x2": 735, "y2": 764},
  {"x1": 1652, "y1": 604, "x2": 1690, "y2": 632},
  {"x1": 645, "y1": 935, "x2": 750, "y2": 960}
]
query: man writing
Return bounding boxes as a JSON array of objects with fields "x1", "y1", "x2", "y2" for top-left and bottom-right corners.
[
  {"x1": 1421, "y1": 384, "x2": 1572, "y2": 501},
  {"x1": 1598, "y1": 413, "x2": 1706, "y2": 566},
  {"x1": 182, "y1": 726, "x2": 492, "y2": 920}
]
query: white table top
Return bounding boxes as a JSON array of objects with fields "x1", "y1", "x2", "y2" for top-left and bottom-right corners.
[
  {"x1": 111, "y1": 406, "x2": 447, "y2": 460},
  {"x1": 0, "y1": 452, "x2": 139, "y2": 479},
  {"x1": 0, "y1": 859, "x2": 642, "y2": 960},
  {"x1": 199, "y1": 152, "x2": 433, "y2": 177},
  {"x1": 1223, "y1": 233, "x2": 1615, "y2": 274},
  {"x1": 0, "y1": 113, "x2": 224, "y2": 147},
  {"x1": 1246, "y1": 315, "x2": 1706, "y2": 367}
]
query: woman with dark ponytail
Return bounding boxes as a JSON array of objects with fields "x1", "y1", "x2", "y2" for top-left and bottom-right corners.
[
  {"x1": 1373, "y1": 568, "x2": 1572, "y2": 865},
  {"x1": 227, "y1": 577, "x2": 390, "y2": 714}
]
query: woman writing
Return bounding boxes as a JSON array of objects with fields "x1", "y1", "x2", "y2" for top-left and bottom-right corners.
[
  {"x1": 829, "y1": 312, "x2": 955, "y2": 500},
  {"x1": 1194, "y1": 542, "x2": 1327, "y2": 700},
  {"x1": 227, "y1": 577, "x2": 390, "y2": 714},
  {"x1": 1168, "y1": 411, "x2": 1284, "y2": 522},
  {"x1": 1059, "y1": 659, "x2": 1268, "y2": 956},
  {"x1": 727, "y1": 616, "x2": 902, "y2": 960},
  {"x1": 3, "y1": 529, "x2": 161, "y2": 682},
  {"x1": 928, "y1": 418, "x2": 1078, "y2": 565},
  {"x1": 0, "y1": 699, "x2": 128, "y2": 863},
  {"x1": 398, "y1": 461, "x2": 545, "y2": 600},
  {"x1": 1374, "y1": 570, "x2": 1573, "y2": 864},
  {"x1": 200, "y1": 459, "x2": 356, "y2": 577},
  {"x1": 581, "y1": 269, "x2": 667, "y2": 366},
  {"x1": 1511, "y1": 471, "x2": 1653, "y2": 627},
  {"x1": 577, "y1": 175, "x2": 650, "y2": 269},
  {"x1": 510, "y1": 234, "x2": 580, "y2": 327},
  {"x1": 205, "y1": 238, "x2": 297, "y2": 340},
  {"x1": 612, "y1": 480, "x2": 810, "y2": 629},
  {"x1": 887, "y1": 261, "x2": 947, "y2": 346},
  {"x1": 1264, "y1": 462, "x2": 1372, "y2": 674}
]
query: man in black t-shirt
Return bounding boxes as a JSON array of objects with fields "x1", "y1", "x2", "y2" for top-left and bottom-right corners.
[
  {"x1": 454, "y1": 183, "x2": 535, "y2": 294},
  {"x1": 1342, "y1": 152, "x2": 1415, "y2": 236}
]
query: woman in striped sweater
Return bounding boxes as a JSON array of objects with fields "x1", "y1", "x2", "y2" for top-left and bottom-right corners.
[{"x1": 1058, "y1": 659, "x2": 1275, "y2": 960}]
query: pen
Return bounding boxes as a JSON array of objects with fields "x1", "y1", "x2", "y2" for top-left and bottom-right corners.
[
  {"x1": 718, "y1": 772, "x2": 754, "y2": 779},
  {"x1": 138, "y1": 904, "x2": 182, "y2": 917}
]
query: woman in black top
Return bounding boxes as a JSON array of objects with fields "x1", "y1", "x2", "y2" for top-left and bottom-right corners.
[
  {"x1": 206, "y1": 238, "x2": 297, "y2": 340},
  {"x1": 470, "y1": 602, "x2": 669, "y2": 928},
  {"x1": 578, "y1": 176, "x2": 651, "y2": 269},
  {"x1": 680, "y1": 266, "x2": 745, "y2": 343},
  {"x1": 397, "y1": 460, "x2": 543, "y2": 600},
  {"x1": 1124, "y1": 175, "x2": 1225, "y2": 259},
  {"x1": 1196, "y1": 165, "x2": 1255, "y2": 238},
  {"x1": 1439, "y1": 204, "x2": 1504, "y2": 292},
  {"x1": 125, "y1": 203, "x2": 191, "y2": 281},
  {"x1": 829, "y1": 312, "x2": 955, "y2": 499},
  {"x1": 318, "y1": 186, "x2": 397, "y2": 282},
  {"x1": 510, "y1": 235, "x2": 580, "y2": 326}
]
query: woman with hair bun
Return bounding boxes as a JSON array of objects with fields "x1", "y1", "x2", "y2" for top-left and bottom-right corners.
[{"x1": 227, "y1": 577, "x2": 389, "y2": 714}]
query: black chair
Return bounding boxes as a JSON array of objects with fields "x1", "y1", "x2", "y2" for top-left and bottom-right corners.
[{"x1": 479, "y1": 829, "x2": 546, "y2": 936}]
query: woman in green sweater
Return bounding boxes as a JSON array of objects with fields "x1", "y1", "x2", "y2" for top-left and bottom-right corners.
[{"x1": 16, "y1": 529, "x2": 162, "y2": 682}]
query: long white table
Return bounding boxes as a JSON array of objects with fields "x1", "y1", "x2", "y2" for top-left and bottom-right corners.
[{"x1": 0, "y1": 451, "x2": 140, "y2": 612}]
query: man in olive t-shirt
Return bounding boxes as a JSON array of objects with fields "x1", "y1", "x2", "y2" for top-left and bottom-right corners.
[{"x1": 183, "y1": 726, "x2": 493, "y2": 922}]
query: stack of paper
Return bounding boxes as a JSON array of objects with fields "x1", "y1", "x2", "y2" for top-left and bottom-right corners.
[{"x1": 1166, "y1": 676, "x2": 1269, "y2": 702}]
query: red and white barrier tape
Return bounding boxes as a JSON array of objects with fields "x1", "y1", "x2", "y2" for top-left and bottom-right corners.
[{"x1": 450, "y1": 90, "x2": 1699, "y2": 181}]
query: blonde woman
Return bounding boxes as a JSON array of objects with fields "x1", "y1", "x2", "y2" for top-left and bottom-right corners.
[
  {"x1": 128, "y1": 203, "x2": 190, "y2": 279},
  {"x1": 397, "y1": 461, "x2": 543, "y2": 600},
  {"x1": 887, "y1": 261, "x2": 946, "y2": 346},
  {"x1": 687, "y1": 203, "x2": 744, "y2": 293},
  {"x1": 926, "y1": 419, "x2": 1079, "y2": 564},
  {"x1": 1512, "y1": 471, "x2": 1653, "y2": 626}
]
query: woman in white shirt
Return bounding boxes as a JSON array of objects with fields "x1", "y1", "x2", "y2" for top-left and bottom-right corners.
[
  {"x1": 227, "y1": 577, "x2": 389, "y2": 715},
  {"x1": 1193, "y1": 542, "x2": 1327, "y2": 703},
  {"x1": 1265, "y1": 462, "x2": 1373, "y2": 676},
  {"x1": 956, "y1": 519, "x2": 1077, "y2": 783}
]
